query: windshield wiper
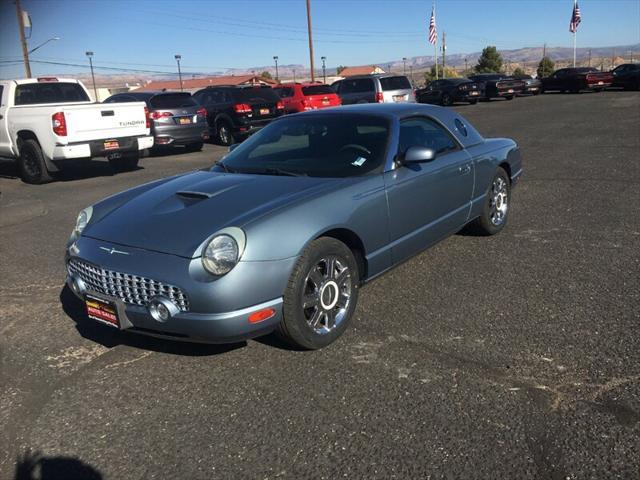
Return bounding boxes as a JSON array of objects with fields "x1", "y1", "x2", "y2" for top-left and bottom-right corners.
[{"x1": 261, "y1": 167, "x2": 307, "y2": 177}]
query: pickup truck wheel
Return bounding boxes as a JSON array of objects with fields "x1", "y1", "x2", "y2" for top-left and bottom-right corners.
[
  {"x1": 278, "y1": 237, "x2": 359, "y2": 350},
  {"x1": 216, "y1": 122, "x2": 235, "y2": 146},
  {"x1": 19, "y1": 139, "x2": 53, "y2": 184},
  {"x1": 505, "y1": 95, "x2": 515, "y2": 100},
  {"x1": 108, "y1": 152, "x2": 139, "y2": 172},
  {"x1": 468, "y1": 167, "x2": 510, "y2": 236},
  {"x1": 469, "y1": 99, "x2": 478, "y2": 105},
  {"x1": 185, "y1": 142, "x2": 203, "y2": 152}
]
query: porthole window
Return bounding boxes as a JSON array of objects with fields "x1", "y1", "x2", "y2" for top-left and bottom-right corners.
[{"x1": 454, "y1": 118, "x2": 468, "y2": 137}]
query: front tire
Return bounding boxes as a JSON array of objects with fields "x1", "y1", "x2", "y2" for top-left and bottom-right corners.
[
  {"x1": 18, "y1": 139, "x2": 53, "y2": 184},
  {"x1": 278, "y1": 237, "x2": 359, "y2": 350},
  {"x1": 469, "y1": 167, "x2": 511, "y2": 236}
]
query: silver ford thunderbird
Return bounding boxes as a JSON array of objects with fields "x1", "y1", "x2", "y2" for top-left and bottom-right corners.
[{"x1": 65, "y1": 104, "x2": 522, "y2": 349}]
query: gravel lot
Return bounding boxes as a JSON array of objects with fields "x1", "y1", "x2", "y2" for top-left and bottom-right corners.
[{"x1": 1, "y1": 91, "x2": 639, "y2": 480}]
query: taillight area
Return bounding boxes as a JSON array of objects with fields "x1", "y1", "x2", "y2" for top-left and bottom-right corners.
[
  {"x1": 151, "y1": 111, "x2": 173, "y2": 120},
  {"x1": 144, "y1": 106, "x2": 150, "y2": 129},
  {"x1": 52, "y1": 112, "x2": 67, "y2": 137},
  {"x1": 234, "y1": 103, "x2": 252, "y2": 114},
  {"x1": 276, "y1": 101, "x2": 285, "y2": 110},
  {"x1": 197, "y1": 107, "x2": 207, "y2": 117},
  {"x1": 375, "y1": 92, "x2": 384, "y2": 103}
]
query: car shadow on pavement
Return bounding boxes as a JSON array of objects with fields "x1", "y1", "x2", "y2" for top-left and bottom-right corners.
[
  {"x1": 59, "y1": 285, "x2": 245, "y2": 356},
  {"x1": 14, "y1": 450, "x2": 102, "y2": 480},
  {"x1": 0, "y1": 159, "x2": 143, "y2": 183}
]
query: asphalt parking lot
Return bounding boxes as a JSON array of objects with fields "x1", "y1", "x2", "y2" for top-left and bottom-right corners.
[{"x1": 1, "y1": 91, "x2": 639, "y2": 479}]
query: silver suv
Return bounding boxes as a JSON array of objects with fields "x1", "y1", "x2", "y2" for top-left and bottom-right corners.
[{"x1": 331, "y1": 74, "x2": 415, "y2": 105}]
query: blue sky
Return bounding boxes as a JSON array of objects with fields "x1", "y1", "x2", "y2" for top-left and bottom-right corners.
[{"x1": 1, "y1": 0, "x2": 639, "y2": 78}]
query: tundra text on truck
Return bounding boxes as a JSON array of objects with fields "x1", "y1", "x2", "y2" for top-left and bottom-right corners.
[{"x1": 0, "y1": 77, "x2": 154, "y2": 184}]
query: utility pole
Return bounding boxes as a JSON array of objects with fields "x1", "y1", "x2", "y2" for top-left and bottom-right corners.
[
  {"x1": 174, "y1": 54, "x2": 183, "y2": 91},
  {"x1": 409, "y1": 65, "x2": 413, "y2": 84},
  {"x1": 273, "y1": 56, "x2": 279, "y2": 83},
  {"x1": 588, "y1": 49, "x2": 592, "y2": 67},
  {"x1": 15, "y1": 0, "x2": 31, "y2": 77},
  {"x1": 441, "y1": 31, "x2": 446, "y2": 78},
  {"x1": 611, "y1": 48, "x2": 616, "y2": 70},
  {"x1": 85, "y1": 51, "x2": 98, "y2": 101},
  {"x1": 321, "y1": 56, "x2": 326, "y2": 83},
  {"x1": 305, "y1": 0, "x2": 315, "y2": 82},
  {"x1": 293, "y1": 69, "x2": 296, "y2": 82},
  {"x1": 464, "y1": 58, "x2": 468, "y2": 73},
  {"x1": 402, "y1": 57, "x2": 407, "y2": 75}
]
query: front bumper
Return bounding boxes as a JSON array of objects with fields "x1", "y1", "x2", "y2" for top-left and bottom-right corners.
[{"x1": 65, "y1": 236, "x2": 296, "y2": 343}]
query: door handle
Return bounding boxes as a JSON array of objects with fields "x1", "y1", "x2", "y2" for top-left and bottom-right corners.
[{"x1": 459, "y1": 164, "x2": 471, "y2": 175}]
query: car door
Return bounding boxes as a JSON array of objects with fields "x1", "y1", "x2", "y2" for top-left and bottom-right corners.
[
  {"x1": 547, "y1": 70, "x2": 566, "y2": 90},
  {"x1": 419, "y1": 81, "x2": 441, "y2": 103},
  {"x1": 384, "y1": 116, "x2": 474, "y2": 263}
]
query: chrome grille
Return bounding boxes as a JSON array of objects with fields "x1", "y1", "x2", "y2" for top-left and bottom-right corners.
[{"x1": 68, "y1": 258, "x2": 189, "y2": 312}]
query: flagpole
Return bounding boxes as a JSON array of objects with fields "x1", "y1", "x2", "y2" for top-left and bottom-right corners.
[
  {"x1": 572, "y1": 0, "x2": 577, "y2": 67},
  {"x1": 434, "y1": 2, "x2": 438, "y2": 79}
]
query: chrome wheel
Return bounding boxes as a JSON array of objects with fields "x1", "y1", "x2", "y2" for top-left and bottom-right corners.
[
  {"x1": 302, "y1": 256, "x2": 352, "y2": 335},
  {"x1": 218, "y1": 124, "x2": 232, "y2": 145},
  {"x1": 489, "y1": 176, "x2": 508, "y2": 226}
]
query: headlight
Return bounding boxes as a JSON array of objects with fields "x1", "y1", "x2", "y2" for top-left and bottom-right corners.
[
  {"x1": 73, "y1": 206, "x2": 93, "y2": 238},
  {"x1": 202, "y1": 234, "x2": 239, "y2": 275}
]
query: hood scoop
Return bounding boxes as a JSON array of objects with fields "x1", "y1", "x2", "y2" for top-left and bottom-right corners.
[{"x1": 176, "y1": 190, "x2": 216, "y2": 200}]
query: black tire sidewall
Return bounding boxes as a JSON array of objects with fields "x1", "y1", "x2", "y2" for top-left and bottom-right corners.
[
  {"x1": 280, "y1": 238, "x2": 359, "y2": 350},
  {"x1": 217, "y1": 121, "x2": 234, "y2": 146},
  {"x1": 19, "y1": 139, "x2": 51, "y2": 184}
]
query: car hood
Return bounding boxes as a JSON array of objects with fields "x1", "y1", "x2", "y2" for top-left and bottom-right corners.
[{"x1": 83, "y1": 170, "x2": 340, "y2": 258}]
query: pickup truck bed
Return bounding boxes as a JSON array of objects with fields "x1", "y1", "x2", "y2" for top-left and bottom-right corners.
[{"x1": 0, "y1": 78, "x2": 153, "y2": 184}]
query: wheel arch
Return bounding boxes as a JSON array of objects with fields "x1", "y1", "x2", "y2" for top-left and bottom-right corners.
[
  {"x1": 315, "y1": 227, "x2": 368, "y2": 281},
  {"x1": 498, "y1": 161, "x2": 512, "y2": 184}
]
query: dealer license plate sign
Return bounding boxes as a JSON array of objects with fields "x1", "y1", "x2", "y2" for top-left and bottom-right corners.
[
  {"x1": 104, "y1": 140, "x2": 119, "y2": 150},
  {"x1": 85, "y1": 294, "x2": 120, "y2": 328}
]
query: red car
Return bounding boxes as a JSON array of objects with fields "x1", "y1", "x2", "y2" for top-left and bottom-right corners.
[{"x1": 273, "y1": 83, "x2": 341, "y2": 113}]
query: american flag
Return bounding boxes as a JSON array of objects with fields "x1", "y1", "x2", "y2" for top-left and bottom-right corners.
[
  {"x1": 569, "y1": 1, "x2": 581, "y2": 33},
  {"x1": 428, "y1": 6, "x2": 437, "y2": 45}
]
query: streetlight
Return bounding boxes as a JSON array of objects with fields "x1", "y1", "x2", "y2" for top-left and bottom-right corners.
[
  {"x1": 273, "y1": 56, "x2": 279, "y2": 83},
  {"x1": 85, "y1": 51, "x2": 98, "y2": 102},
  {"x1": 321, "y1": 56, "x2": 326, "y2": 83},
  {"x1": 402, "y1": 57, "x2": 407, "y2": 75},
  {"x1": 174, "y1": 54, "x2": 183, "y2": 91},
  {"x1": 28, "y1": 36, "x2": 60, "y2": 55}
]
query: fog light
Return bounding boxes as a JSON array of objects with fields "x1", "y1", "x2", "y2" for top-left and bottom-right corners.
[
  {"x1": 70, "y1": 276, "x2": 87, "y2": 296},
  {"x1": 148, "y1": 297, "x2": 179, "y2": 322}
]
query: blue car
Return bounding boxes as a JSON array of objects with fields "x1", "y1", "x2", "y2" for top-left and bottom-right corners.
[{"x1": 65, "y1": 104, "x2": 522, "y2": 349}]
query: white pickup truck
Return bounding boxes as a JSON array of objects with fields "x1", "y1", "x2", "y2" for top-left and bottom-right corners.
[{"x1": 0, "y1": 77, "x2": 154, "y2": 184}]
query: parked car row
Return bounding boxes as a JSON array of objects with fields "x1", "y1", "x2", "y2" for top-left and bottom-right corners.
[{"x1": 414, "y1": 65, "x2": 638, "y2": 107}]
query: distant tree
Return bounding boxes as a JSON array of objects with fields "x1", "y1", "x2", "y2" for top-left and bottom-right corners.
[
  {"x1": 537, "y1": 57, "x2": 555, "y2": 78},
  {"x1": 475, "y1": 46, "x2": 503, "y2": 73},
  {"x1": 424, "y1": 65, "x2": 461, "y2": 83},
  {"x1": 260, "y1": 71, "x2": 273, "y2": 80},
  {"x1": 336, "y1": 65, "x2": 347, "y2": 75},
  {"x1": 512, "y1": 66, "x2": 526, "y2": 76}
]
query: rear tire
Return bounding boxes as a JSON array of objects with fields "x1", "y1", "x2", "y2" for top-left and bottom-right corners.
[
  {"x1": 469, "y1": 99, "x2": 478, "y2": 105},
  {"x1": 277, "y1": 237, "x2": 359, "y2": 350},
  {"x1": 216, "y1": 121, "x2": 235, "y2": 146},
  {"x1": 468, "y1": 167, "x2": 511, "y2": 236},
  {"x1": 505, "y1": 95, "x2": 514, "y2": 101},
  {"x1": 18, "y1": 138, "x2": 53, "y2": 184},
  {"x1": 441, "y1": 93, "x2": 453, "y2": 106},
  {"x1": 109, "y1": 152, "x2": 139, "y2": 172}
]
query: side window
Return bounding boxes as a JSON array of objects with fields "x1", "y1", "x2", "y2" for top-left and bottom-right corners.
[
  {"x1": 0, "y1": 85, "x2": 5, "y2": 105},
  {"x1": 398, "y1": 117, "x2": 458, "y2": 156}
]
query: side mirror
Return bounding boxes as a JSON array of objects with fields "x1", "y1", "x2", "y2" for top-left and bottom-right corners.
[
  {"x1": 403, "y1": 146, "x2": 436, "y2": 164},
  {"x1": 228, "y1": 143, "x2": 240, "y2": 152}
]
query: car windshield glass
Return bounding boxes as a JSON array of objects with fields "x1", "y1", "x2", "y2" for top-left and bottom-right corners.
[
  {"x1": 235, "y1": 87, "x2": 280, "y2": 103},
  {"x1": 302, "y1": 85, "x2": 335, "y2": 95},
  {"x1": 15, "y1": 82, "x2": 90, "y2": 105},
  {"x1": 150, "y1": 93, "x2": 196, "y2": 108},
  {"x1": 380, "y1": 76, "x2": 411, "y2": 90},
  {"x1": 214, "y1": 114, "x2": 390, "y2": 178}
]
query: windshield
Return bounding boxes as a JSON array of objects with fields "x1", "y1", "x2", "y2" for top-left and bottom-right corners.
[
  {"x1": 235, "y1": 87, "x2": 280, "y2": 104},
  {"x1": 15, "y1": 82, "x2": 90, "y2": 105},
  {"x1": 150, "y1": 93, "x2": 197, "y2": 108},
  {"x1": 214, "y1": 114, "x2": 390, "y2": 178}
]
